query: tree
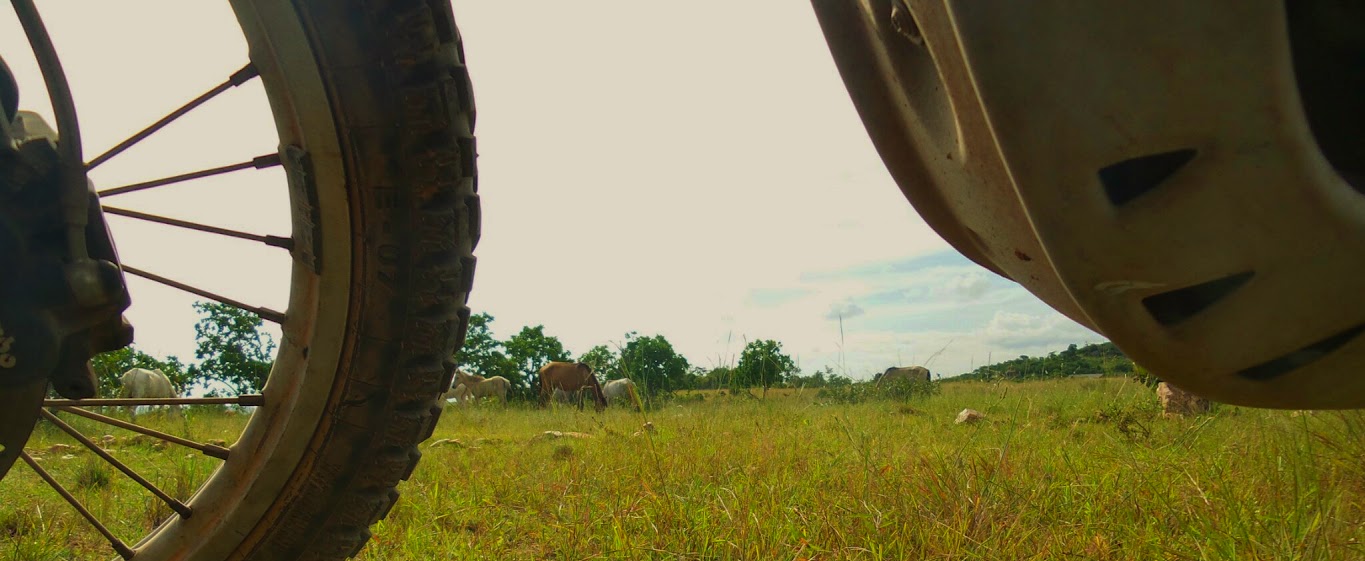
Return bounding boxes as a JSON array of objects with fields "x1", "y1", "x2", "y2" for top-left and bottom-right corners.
[
  {"x1": 453, "y1": 312, "x2": 516, "y2": 379},
  {"x1": 734, "y1": 339, "x2": 796, "y2": 390},
  {"x1": 91, "y1": 347, "x2": 189, "y2": 397},
  {"x1": 696, "y1": 366, "x2": 735, "y2": 390},
  {"x1": 188, "y1": 301, "x2": 276, "y2": 395},
  {"x1": 502, "y1": 325, "x2": 571, "y2": 399},
  {"x1": 959, "y1": 341, "x2": 1131, "y2": 381},
  {"x1": 787, "y1": 365, "x2": 836, "y2": 389},
  {"x1": 578, "y1": 345, "x2": 620, "y2": 380},
  {"x1": 617, "y1": 332, "x2": 691, "y2": 395},
  {"x1": 684, "y1": 366, "x2": 706, "y2": 389},
  {"x1": 1062, "y1": 343, "x2": 1080, "y2": 359}
]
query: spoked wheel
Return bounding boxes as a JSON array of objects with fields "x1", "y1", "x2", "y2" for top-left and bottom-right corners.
[{"x1": 0, "y1": 1, "x2": 478, "y2": 559}]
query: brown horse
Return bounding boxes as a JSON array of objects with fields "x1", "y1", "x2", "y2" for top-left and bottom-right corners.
[{"x1": 538, "y1": 361, "x2": 607, "y2": 411}]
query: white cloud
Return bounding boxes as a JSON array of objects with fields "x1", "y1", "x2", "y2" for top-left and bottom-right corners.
[
  {"x1": 982, "y1": 311, "x2": 1102, "y2": 352},
  {"x1": 939, "y1": 272, "x2": 993, "y2": 301},
  {"x1": 824, "y1": 300, "x2": 865, "y2": 321}
]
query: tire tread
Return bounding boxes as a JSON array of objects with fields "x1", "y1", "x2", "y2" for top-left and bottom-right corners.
[{"x1": 238, "y1": 1, "x2": 476, "y2": 559}]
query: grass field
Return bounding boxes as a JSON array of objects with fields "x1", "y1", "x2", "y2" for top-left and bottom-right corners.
[{"x1": 4, "y1": 377, "x2": 1364, "y2": 560}]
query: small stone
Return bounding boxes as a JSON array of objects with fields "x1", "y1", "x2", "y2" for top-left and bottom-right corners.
[
  {"x1": 428, "y1": 438, "x2": 466, "y2": 448},
  {"x1": 955, "y1": 408, "x2": 985, "y2": 424},
  {"x1": 533, "y1": 431, "x2": 593, "y2": 442}
]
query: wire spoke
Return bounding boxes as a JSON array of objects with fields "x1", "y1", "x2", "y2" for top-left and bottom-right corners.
[
  {"x1": 12, "y1": 0, "x2": 82, "y2": 163},
  {"x1": 45, "y1": 395, "x2": 265, "y2": 407},
  {"x1": 49, "y1": 406, "x2": 231, "y2": 460},
  {"x1": 39, "y1": 410, "x2": 193, "y2": 518},
  {"x1": 20, "y1": 451, "x2": 135, "y2": 560},
  {"x1": 101, "y1": 205, "x2": 292, "y2": 249},
  {"x1": 87, "y1": 64, "x2": 258, "y2": 170},
  {"x1": 120, "y1": 264, "x2": 286, "y2": 324},
  {"x1": 14, "y1": 0, "x2": 95, "y2": 262},
  {"x1": 96, "y1": 153, "x2": 281, "y2": 197}
]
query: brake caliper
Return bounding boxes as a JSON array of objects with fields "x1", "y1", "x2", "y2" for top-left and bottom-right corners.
[
  {"x1": 0, "y1": 58, "x2": 133, "y2": 480},
  {"x1": 0, "y1": 111, "x2": 133, "y2": 398},
  {"x1": 0, "y1": 48, "x2": 133, "y2": 483}
]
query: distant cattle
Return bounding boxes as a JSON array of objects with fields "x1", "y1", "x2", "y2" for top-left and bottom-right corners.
[
  {"x1": 877, "y1": 365, "x2": 931, "y2": 385},
  {"x1": 118, "y1": 368, "x2": 178, "y2": 420},
  {"x1": 538, "y1": 361, "x2": 606, "y2": 411}
]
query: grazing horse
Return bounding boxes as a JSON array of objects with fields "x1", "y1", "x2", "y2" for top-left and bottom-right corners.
[
  {"x1": 452, "y1": 370, "x2": 510, "y2": 404},
  {"x1": 876, "y1": 365, "x2": 931, "y2": 385},
  {"x1": 118, "y1": 367, "x2": 178, "y2": 420},
  {"x1": 602, "y1": 378, "x2": 637, "y2": 403},
  {"x1": 537, "y1": 361, "x2": 606, "y2": 411},
  {"x1": 553, "y1": 387, "x2": 586, "y2": 406},
  {"x1": 442, "y1": 382, "x2": 472, "y2": 404}
]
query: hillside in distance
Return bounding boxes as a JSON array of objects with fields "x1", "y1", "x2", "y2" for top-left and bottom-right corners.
[{"x1": 955, "y1": 341, "x2": 1134, "y2": 381}]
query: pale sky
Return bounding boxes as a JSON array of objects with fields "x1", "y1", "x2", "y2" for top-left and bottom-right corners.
[{"x1": 2, "y1": 2, "x2": 1103, "y2": 383}]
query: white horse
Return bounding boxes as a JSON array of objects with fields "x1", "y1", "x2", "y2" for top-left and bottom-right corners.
[
  {"x1": 602, "y1": 378, "x2": 637, "y2": 403},
  {"x1": 118, "y1": 367, "x2": 178, "y2": 420},
  {"x1": 452, "y1": 370, "x2": 510, "y2": 404},
  {"x1": 442, "y1": 382, "x2": 472, "y2": 404}
]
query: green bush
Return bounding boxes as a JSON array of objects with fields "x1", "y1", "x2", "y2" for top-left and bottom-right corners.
[
  {"x1": 816, "y1": 378, "x2": 940, "y2": 404},
  {"x1": 1130, "y1": 364, "x2": 1161, "y2": 389},
  {"x1": 1092, "y1": 399, "x2": 1160, "y2": 442}
]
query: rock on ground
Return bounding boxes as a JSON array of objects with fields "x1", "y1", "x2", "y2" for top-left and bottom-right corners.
[
  {"x1": 533, "y1": 431, "x2": 593, "y2": 442},
  {"x1": 1157, "y1": 381, "x2": 1211, "y2": 418},
  {"x1": 427, "y1": 438, "x2": 466, "y2": 448},
  {"x1": 955, "y1": 408, "x2": 985, "y2": 424}
]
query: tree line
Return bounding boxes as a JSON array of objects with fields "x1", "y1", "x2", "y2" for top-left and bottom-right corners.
[
  {"x1": 93, "y1": 305, "x2": 1140, "y2": 400},
  {"x1": 455, "y1": 313, "x2": 804, "y2": 401},
  {"x1": 92, "y1": 307, "x2": 811, "y2": 401},
  {"x1": 956, "y1": 342, "x2": 1135, "y2": 382}
]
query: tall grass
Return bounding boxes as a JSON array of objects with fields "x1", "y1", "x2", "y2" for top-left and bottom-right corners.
[
  {"x1": 1, "y1": 407, "x2": 242, "y2": 560},
  {"x1": 3, "y1": 380, "x2": 1362, "y2": 560},
  {"x1": 368, "y1": 378, "x2": 1364, "y2": 560}
]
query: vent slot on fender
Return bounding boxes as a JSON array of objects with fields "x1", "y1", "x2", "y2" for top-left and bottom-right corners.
[
  {"x1": 1141, "y1": 271, "x2": 1254, "y2": 326},
  {"x1": 1099, "y1": 149, "x2": 1197, "y2": 206},
  {"x1": 1239, "y1": 322, "x2": 1365, "y2": 381}
]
